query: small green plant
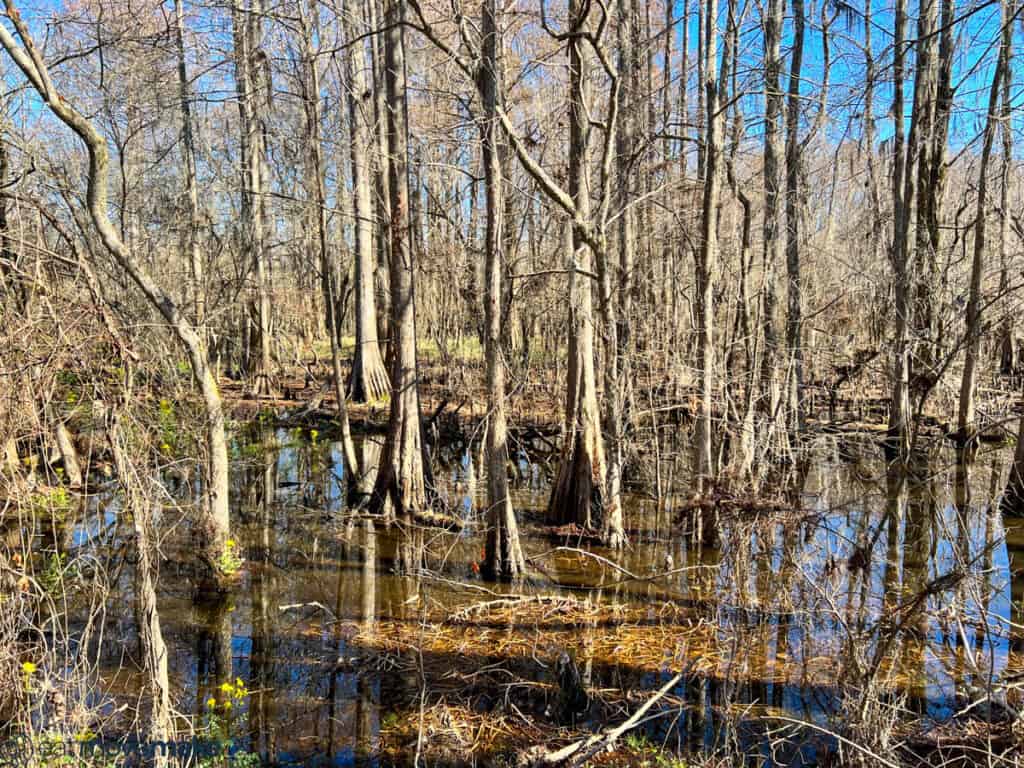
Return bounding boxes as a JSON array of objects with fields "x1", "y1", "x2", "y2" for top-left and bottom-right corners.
[
  {"x1": 200, "y1": 678, "x2": 259, "y2": 767},
  {"x1": 30, "y1": 486, "x2": 72, "y2": 518},
  {"x1": 39, "y1": 552, "x2": 70, "y2": 595},
  {"x1": 618, "y1": 732, "x2": 687, "y2": 768},
  {"x1": 215, "y1": 539, "x2": 244, "y2": 576},
  {"x1": 654, "y1": 752, "x2": 687, "y2": 768},
  {"x1": 157, "y1": 398, "x2": 178, "y2": 453}
]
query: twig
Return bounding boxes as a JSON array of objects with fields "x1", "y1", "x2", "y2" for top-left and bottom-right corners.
[
  {"x1": 534, "y1": 671, "x2": 683, "y2": 766},
  {"x1": 769, "y1": 715, "x2": 902, "y2": 768},
  {"x1": 449, "y1": 594, "x2": 587, "y2": 623}
]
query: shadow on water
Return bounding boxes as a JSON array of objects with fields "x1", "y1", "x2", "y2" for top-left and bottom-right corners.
[{"x1": 62, "y1": 426, "x2": 1024, "y2": 766}]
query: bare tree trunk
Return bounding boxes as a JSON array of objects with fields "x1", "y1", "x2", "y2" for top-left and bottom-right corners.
[
  {"x1": 695, "y1": 0, "x2": 705, "y2": 181},
  {"x1": 679, "y1": 0, "x2": 689, "y2": 175},
  {"x1": 784, "y1": 0, "x2": 805, "y2": 436},
  {"x1": 863, "y1": 0, "x2": 883, "y2": 264},
  {"x1": 369, "y1": 0, "x2": 431, "y2": 519},
  {"x1": 595, "y1": 0, "x2": 639, "y2": 548},
  {"x1": 547, "y1": 0, "x2": 607, "y2": 530},
  {"x1": 173, "y1": 0, "x2": 205, "y2": 341},
  {"x1": 760, "y1": 0, "x2": 783, "y2": 451},
  {"x1": 369, "y1": 0, "x2": 392, "y2": 365},
  {"x1": 724, "y1": 5, "x2": 755, "y2": 479},
  {"x1": 916, "y1": 0, "x2": 955, "y2": 367},
  {"x1": 300, "y1": 0, "x2": 359, "y2": 477},
  {"x1": 957, "y1": 0, "x2": 1009, "y2": 441},
  {"x1": 694, "y1": 0, "x2": 724, "y2": 488},
  {"x1": 888, "y1": 0, "x2": 912, "y2": 458},
  {"x1": 0, "y1": 4, "x2": 231, "y2": 559},
  {"x1": 233, "y1": 0, "x2": 274, "y2": 396},
  {"x1": 480, "y1": 0, "x2": 525, "y2": 579},
  {"x1": 997, "y1": 12, "x2": 1014, "y2": 376},
  {"x1": 342, "y1": 2, "x2": 389, "y2": 404},
  {"x1": 109, "y1": 415, "x2": 171, "y2": 758}
]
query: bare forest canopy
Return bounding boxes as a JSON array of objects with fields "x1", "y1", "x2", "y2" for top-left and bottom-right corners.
[{"x1": 2, "y1": 0, "x2": 1024, "y2": 764}]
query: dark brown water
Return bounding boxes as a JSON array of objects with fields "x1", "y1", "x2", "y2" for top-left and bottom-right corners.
[{"x1": 62, "y1": 426, "x2": 1024, "y2": 766}]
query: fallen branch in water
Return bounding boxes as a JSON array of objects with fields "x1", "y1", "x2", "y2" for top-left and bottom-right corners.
[{"x1": 530, "y1": 671, "x2": 683, "y2": 766}]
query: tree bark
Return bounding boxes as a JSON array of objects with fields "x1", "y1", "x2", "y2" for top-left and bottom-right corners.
[
  {"x1": 342, "y1": 1, "x2": 389, "y2": 404},
  {"x1": 232, "y1": 0, "x2": 274, "y2": 395},
  {"x1": 173, "y1": 0, "x2": 205, "y2": 340},
  {"x1": 957, "y1": 0, "x2": 1009, "y2": 441},
  {"x1": 760, "y1": 0, "x2": 783, "y2": 449},
  {"x1": 547, "y1": 0, "x2": 607, "y2": 530},
  {"x1": 368, "y1": 0, "x2": 432, "y2": 519},
  {"x1": 480, "y1": 0, "x2": 525, "y2": 579},
  {"x1": 784, "y1": 0, "x2": 806, "y2": 436},
  {"x1": 693, "y1": 0, "x2": 723, "y2": 488},
  {"x1": 300, "y1": 0, "x2": 360, "y2": 478},
  {"x1": 888, "y1": 0, "x2": 912, "y2": 458}
]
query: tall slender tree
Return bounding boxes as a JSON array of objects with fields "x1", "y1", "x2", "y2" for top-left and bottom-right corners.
[
  {"x1": 342, "y1": 0, "x2": 389, "y2": 403},
  {"x1": 547, "y1": 0, "x2": 607, "y2": 531},
  {"x1": 958, "y1": 0, "x2": 1011, "y2": 441},
  {"x1": 369, "y1": 0, "x2": 432, "y2": 518},
  {"x1": 232, "y1": 0, "x2": 274, "y2": 395},
  {"x1": 480, "y1": 0, "x2": 525, "y2": 578}
]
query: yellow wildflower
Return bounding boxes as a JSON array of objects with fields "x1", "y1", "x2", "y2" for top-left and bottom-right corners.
[
  {"x1": 21, "y1": 661, "x2": 37, "y2": 675},
  {"x1": 206, "y1": 697, "x2": 216, "y2": 709}
]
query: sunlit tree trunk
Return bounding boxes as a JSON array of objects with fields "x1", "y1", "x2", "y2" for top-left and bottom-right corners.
[
  {"x1": 299, "y1": 0, "x2": 359, "y2": 476},
  {"x1": 957, "y1": 0, "x2": 1010, "y2": 441},
  {"x1": 369, "y1": 0, "x2": 431, "y2": 519},
  {"x1": 342, "y1": 3, "x2": 389, "y2": 404},
  {"x1": 888, "y1": 0, "x2": 912, "y2": 458},
  {"x1": 863, "y1": 0, "x2": 883, "y2": 264},
  {"x1": 760, "y1": 0, "x2": 783, "y2": 449},
  {"x1": 480, "y1": 0, "x2": 525, "y2": 578},
  {"x1": 547, "y1": 0, "x2": 607, "y2": 530},
  {"x1": 996, "y1": 2, "x2": 1015, "y2": 376},
  {"x1": 369, "y1": 0, "x2": 392, "y2": 363},
  {"x1": 595, "y1": 0, "x2": 638, "y2": 548},
  {"x1": 232, "y1": 0, "x2": 274, "y2": 395},
  {"x1": 173, "y1": 0, "x2": 205, "y2": 339},
  {"x1": 693, "y1": 0, "x2": 723, "y2": 488},
  {"x1": 724, "y1": 3, "x2": 754, "y2": 479},
  {"x1": 916, "y1": 0, "x2": 955, "y2": 366}
]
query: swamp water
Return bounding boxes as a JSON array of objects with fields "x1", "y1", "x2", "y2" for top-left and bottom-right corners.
[{"x1": 59, "y1": 427, "x2": 1024, "y2": 766}]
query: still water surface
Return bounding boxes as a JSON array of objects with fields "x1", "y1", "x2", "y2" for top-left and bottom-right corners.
[{"x1": 68, "y1": 427, "x2": 1024, "y2": 765}]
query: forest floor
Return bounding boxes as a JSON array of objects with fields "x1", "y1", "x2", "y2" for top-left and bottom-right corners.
[
  {"x1": 219, "y1": 347, "x2": 1024, "y2": 454},
  {"x1": 222, "y1": 353, "x2": 566, "y2": 436}
]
